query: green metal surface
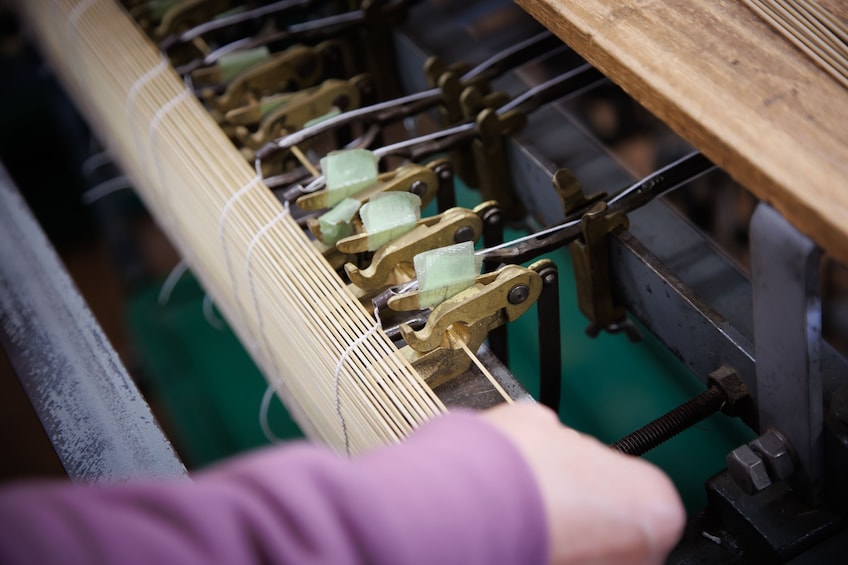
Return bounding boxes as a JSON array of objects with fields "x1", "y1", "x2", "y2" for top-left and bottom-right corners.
[{"x1": 128, "y1": 275, "x2": 302, "y2": 470}]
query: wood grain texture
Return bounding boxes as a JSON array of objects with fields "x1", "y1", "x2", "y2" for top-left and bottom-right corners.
[{"x1": 517, "y1": 0, "x2": 848, "y2": 264}]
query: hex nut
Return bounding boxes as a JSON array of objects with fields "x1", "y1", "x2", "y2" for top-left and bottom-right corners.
[
  {"x1": 707, "y1": 366, "x2": 750, "y2": 416},
  {"x1": 727, "y1": 444, "x2": 772, "y2": 495},
  {"x1": 749, "y1": 430, "x2": 795, "y2": 482}
]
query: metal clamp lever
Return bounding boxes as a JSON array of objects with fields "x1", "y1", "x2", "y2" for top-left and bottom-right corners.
[{"x1": 388, "y1": 264, "x2": 542, "y2": 388}]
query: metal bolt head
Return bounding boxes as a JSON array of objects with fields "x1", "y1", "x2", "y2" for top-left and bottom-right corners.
[
  {"x1": 436, "y1": 164, "x2": 453, "y2": 180},
  {"x1": 707, "y1": 366, "x2": 750, "y2": 415},
  {"x1": 409, "y1": 180, "x2": 427, "y2": 197},
  {"x1": 454, "y1": 226, "x2": 474, "y2": 243},
  {"x1": 727, "y1": 444, "x2": 772, "y2": 495},
  {"x1": 749, "y1": 430, "x2": 795, "y2": 482},
  {"x1": 507, "y1": 284, "x2": 529, "y2": 305}
]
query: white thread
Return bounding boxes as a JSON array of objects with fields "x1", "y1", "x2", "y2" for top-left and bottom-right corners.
[
  {"x1": 67, "y1": 0, "x2": 98, "y2": 36},
  {"x1": 81, "y1": 175, "x2": 132, "y2": 205},
  {"x1": 218, "y1": 174, "x2": 263, "y2": 336},
  {"x1": 158, "y1": 260, "x2": 189, "y2": 305},
  {"x1": 126, "y1": 57, "x2": 170, "y2": 122},
  {"x1": 259, "y1": 384, "x2": 286, "y2": 444},
  {"x1": 219, "y1": 175, "x2": 263, "y2": 245},
  {"x1": 125, "y1": 56, "x2": 170, "y2": 210},
  {"x1": 149, "y1": 88, "x2": 193, "y2": 217},
  {"x1": 245, "y1": 207, "x2": 291, "y2": 367},
  {"x1": 202, "y1": 294, "x2": 225, "y2": 330},
  {"x1": 333, "y1": 307, "x2": 382, "y2": 455},
  {"x1": 81, "y1": 150, "x2": 112, "y2": 177},
  {"x1": 67, "y1": 0, "x2": 100, "y2": 89}
]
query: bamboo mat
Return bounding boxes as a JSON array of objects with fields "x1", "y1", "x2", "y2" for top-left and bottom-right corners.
[{"x1": 20, "y1": 0, "x2": 446, "y2": 455}]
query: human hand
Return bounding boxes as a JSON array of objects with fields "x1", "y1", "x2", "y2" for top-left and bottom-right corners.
[{"x1": 481, "y1": 402, "x2": 685, "y2": 565}]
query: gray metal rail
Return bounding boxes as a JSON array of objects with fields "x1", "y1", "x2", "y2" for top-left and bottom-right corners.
[{"x1": 0, "y1": 164, "x2": 186, "y2": 482}]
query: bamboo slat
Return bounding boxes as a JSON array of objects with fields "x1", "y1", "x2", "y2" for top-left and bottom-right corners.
[{"x1": 20, "y1": 0, "x2": 446, "y2": 455}]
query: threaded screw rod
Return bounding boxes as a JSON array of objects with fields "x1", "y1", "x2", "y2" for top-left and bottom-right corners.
[{"x1": 611, "y1": 385, "x2": 726, "y2": 456}]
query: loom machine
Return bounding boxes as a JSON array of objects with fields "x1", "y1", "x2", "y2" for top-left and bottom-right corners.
[{"x1": 2, "y1": 0, "x2": 848, "y2": 562}]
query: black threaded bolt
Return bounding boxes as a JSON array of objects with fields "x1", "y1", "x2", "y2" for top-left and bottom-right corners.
[{"x1": 611, "y1": 385, "x2": 726, "y2": 456}]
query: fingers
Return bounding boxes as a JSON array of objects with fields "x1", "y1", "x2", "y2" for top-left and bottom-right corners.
[{"x1": 480, "y1": 402, "x2": 685, "y2": 565}]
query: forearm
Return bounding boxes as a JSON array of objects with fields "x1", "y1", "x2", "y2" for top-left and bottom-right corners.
[{"x1": 0, "y1": 411, "x2": 548, "y2": 565}]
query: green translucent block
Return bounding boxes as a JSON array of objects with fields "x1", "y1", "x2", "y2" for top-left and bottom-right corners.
[
  {"x1": 415, "y1": 241, "x2": 482, "y2": 308},
  {"x1": 321, "y1": 149, "x2": 379, "y2": 207},
  {"x1": 303, "y1": 108, "x2": 342, "y2": 129},
  {"x1": 318, "y1": 198, "x2": 360, "y2": 245},
  {"x1": 218, "y1": 46, "x2": 271, "y2": 83},
  {"x1": 359, "y1": 192, "x2": 421, "y2": 251}
]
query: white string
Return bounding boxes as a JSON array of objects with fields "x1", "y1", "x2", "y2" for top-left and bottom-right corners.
[
  {"x1": 218, "y1": 174, "x2": 264, "y2": 335},
  {"x1": 158, "y1": 259, "x2": 189, "y2": 305},
  {"x1": 245, "y1": 206, "x2": 291, "y2": 361},
  {"x1": 259, "y1": 384, "x2": 286, "y2": 444},
  {"x1": 202, "y1": 294, "x2": 225, "y2": 330},
  {"x1": 126, "y1": 56, "x2": 170, "y2": 125},
  {"x1": 149, "y1": 88, "x2": 193, "y2": 218},
  {"x1": 67, "y1": 0, "x2": 99, "y2": 83},
  {"x1": 333, "y1": 307, "x2": 382, "y2": 455},
  {"x1": 67, "y1": 0, "x2": 98, "y2": 35},
  {"x1": 125, "y1": 56, "x2": 170, "y2": 209},
  {"x1": 81, "y1": 150, "x2": 112, "y2": 177},
  {"x1": 81, "y1": 175, "x2": 132, "y2": 205}
]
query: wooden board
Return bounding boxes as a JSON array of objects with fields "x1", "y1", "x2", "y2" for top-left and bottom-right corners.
[{"x1": 517, "y1": 0, "x2": 848, "y2": 264}]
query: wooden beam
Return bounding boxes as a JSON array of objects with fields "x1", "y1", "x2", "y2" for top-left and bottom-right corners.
[{"x1": 517, "y1": 0, "x2": 848, "y2": 264}]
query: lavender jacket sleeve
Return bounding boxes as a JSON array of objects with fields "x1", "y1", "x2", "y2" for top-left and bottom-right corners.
[{"x1": 0, "y1": 411, "x2": 549, "y2": 565}]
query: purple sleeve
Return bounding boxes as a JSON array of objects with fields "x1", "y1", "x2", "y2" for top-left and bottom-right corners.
[{"x1": 0, "y1": 411, "x2": 548, "y2": 565}]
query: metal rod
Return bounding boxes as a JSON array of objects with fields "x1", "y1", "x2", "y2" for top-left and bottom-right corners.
[{"x1": 611, "y1": 385, "x2": 726, "y2": 457}]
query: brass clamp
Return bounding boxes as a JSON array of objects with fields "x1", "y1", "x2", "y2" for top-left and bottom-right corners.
[
  {"x1": 388, "y1": 264, "x2": 542, "y2": 387},
  {"x1": 556, "y1": 169, "x2": 638, "y2": 340},
  {"x1": 233, "y1": 75, "x2": 370, "y2": 155},
  {"x1": 194, "y1": 42, "x2": 340, "y2": 114},
  {"x1": 343, "y1": 206, "x2": 483, "y2": 298},
  {"x1": 299, "y1": 158, "x2": 445, "y2": 215}
]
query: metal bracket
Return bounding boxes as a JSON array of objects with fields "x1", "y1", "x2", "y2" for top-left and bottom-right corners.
[
  {"x1": 467, "y1": 104, "x2": 527, "y2": 220},
  {"x1": 532, "y1": 259, "x2": 562, "y2": 412},
  {"x1": 751, "y1": 203, "x2": 824, "y2": 505},
  {"x1": 557, "y1": 168, "x2": 637, "y2": 338}
]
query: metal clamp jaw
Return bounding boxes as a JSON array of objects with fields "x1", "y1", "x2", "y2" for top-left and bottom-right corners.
[
  {"x1": 388, "y1": 264, "x2": 542, "y2": 387},
  {"x1": 195, "y1": 42, "x2": 342, "y2": 114},
  {"x1": 304, "y1": 159, "x2": 447, "y2": 269},
  {"x1": 342, "y1": 207, "x2": 483, "y2": 301},
  {"x1": 300, "y1": 158, "x2": 444, "y2": 214},
  {"x1": 233, "y1": 75, "x2": 370, "y2": 155},
  {"x1": 556, "y1": 168, "x2": 636, "y2": 338}
]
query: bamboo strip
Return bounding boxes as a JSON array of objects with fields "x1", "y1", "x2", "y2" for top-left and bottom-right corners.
[
  {"x1": 20, "y1": 0, "x2": 447, "y2": 455},
  {"x1": 744, "y1": 0, "x2": 848, "y2": 89}
]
